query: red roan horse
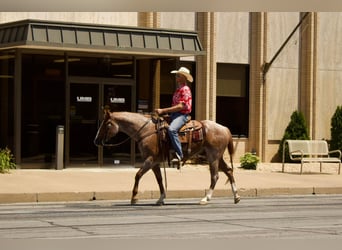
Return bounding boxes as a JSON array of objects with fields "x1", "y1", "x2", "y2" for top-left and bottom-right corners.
[{"x1": 94, "y1": 110, "x2": 240, "y2": 205}]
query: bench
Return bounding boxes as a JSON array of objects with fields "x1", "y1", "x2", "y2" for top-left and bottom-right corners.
[{"x1": 282, "y1": 140, "x2": 341, "y2": 174}]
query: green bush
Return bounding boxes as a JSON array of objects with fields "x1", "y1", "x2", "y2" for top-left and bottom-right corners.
[
  {"x1": 0, "y1": 147, "x2": 16, "y2": 173},
  {"x1": 330, "y1": 106, "x2": 342, "y2": 154},
  {"x1": 277, "y1": 111, "x2": 310, "y2": 162},
  {"x1": 240, "y1": 152, "x2": 260, "y2": 170}
]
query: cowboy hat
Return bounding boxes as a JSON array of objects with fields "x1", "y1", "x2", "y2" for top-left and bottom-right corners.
[{"x1": 171, "y1": 67, "x2": 193, "y2": 82}]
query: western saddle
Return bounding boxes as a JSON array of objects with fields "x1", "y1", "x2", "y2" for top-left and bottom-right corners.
[{"x1": 152, "y1": 114, "x2": 204, "y2": 165}]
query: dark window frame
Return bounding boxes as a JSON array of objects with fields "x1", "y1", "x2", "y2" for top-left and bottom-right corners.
[{"x1": 216, "y1": 63, "x2": 249, "y2": 138}]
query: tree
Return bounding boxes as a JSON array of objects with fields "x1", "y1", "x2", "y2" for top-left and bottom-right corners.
[
  {"x1": 330, "y1": 106, "x2": 342, "y2": 154},
  {"x1": 277, "y1": 111, "x2": 310, "y2": 162}
]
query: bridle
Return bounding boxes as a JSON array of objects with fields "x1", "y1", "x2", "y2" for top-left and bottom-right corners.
[{"x1": 99, "y1": 117, "x2": 153, "y2": 147}]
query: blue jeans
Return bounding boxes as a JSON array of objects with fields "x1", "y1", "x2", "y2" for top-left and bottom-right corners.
[{"x1": 168, "y1": 112, "x2": 188, "y2": 159}]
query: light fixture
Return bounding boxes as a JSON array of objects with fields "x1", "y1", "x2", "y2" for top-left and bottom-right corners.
[
  {"x1": 53, "y1": 58, "x2": 80, "y2": 63},
  {"x1": 0, "y1": 55, "x2": 15, "y2": 60},
  {"x1": 111, "y1": 61, "x2": 133, "y2": 66},
  {"x1": 0, "y1": 75, "x2": 14, "y2": 78},
  {"x1": 113, "y1": 74, "x2": 132, "y2": 77}
]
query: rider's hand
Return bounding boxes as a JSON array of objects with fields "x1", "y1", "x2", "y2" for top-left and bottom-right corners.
[{"x1": 155, "y1": 108, "x2": 163, "y2": 115}]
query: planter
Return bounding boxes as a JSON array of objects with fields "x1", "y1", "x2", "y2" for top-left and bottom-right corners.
[{"x1": 240, "y1": 152, "x2": 260, "y2": 170}]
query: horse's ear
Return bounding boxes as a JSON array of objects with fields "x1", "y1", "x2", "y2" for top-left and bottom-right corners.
[{"x1": 103, "y1": 105, "x2": 111, "y2": 115}]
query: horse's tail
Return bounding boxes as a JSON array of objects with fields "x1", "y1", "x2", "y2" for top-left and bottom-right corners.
[
  {"x1": 223, "y1": 129, "x2": 235, "y2": 185},
  {"x1": 227, "y1": 129, "x2": 235, "y2": 169}
]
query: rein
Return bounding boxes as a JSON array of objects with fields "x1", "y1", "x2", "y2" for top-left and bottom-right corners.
[
  {"x1": 100, "y1": 114, "x2": 169, "y2": 191},
  {"x1": 102, "y1": 118, "x2": 152, "y2": 147}
]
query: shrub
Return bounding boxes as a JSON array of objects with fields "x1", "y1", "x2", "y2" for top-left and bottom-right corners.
[
  {"x1": 330, "y1": 106, "x2": 342, "y2": 154},
  {"x1": 0, "y1": 147, "x2": 16, "y2": 173},
  {"x1": 277, "y1": 111, "x2": 310, "y2": 162},
  {"x1": 240, "y1": 152, "x2": 260, "y2": 170}
]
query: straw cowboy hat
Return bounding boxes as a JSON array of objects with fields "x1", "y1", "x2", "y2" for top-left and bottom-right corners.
[{"x1": 171, "y1": 67, "x2": 193, "y2": 82}]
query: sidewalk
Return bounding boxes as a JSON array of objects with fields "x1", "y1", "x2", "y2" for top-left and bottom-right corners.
[{"x1": 0, "y1": 163, "x2": 341, "y2": 204}]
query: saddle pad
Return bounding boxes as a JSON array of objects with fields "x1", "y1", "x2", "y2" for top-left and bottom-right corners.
[
  {"x1": 179, "y1": 120, "x2": 202, "y2": 133},
  {"x1": 178, "y1": 120, "x2": 204, "y2": 143}
]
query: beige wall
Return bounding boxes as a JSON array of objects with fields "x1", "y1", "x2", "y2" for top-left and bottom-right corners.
[
  {"x1": 1, "y1": 12, "x2": 342, "y2": 163},
  {"x1": 160, "y1": 12, "x2": 195, "y2": 31},
  {"x1": 267, "y1": 69, "x2": 299, "y2": 140},
  {"x1": 224, "y1": 139, "x2": 247, "y2": 164},
  {"x1": 264, "y1": 12, "x2": 342, "y2": 160},
  {"x1": 266, "y1": 13, "x2": 300, "y2": 142},
  {"x1": 316, "y1": 12, "x2": 342, "y2": 140},
  {"x1": 0, "y1": 12, "x2": 137, "y2": 26},
  {"x1": 160, "y1": 12, "x2": 196, "y2": 62},
  {"x1": 216, "y1": 12, "x2": 249, "y2": 64}
]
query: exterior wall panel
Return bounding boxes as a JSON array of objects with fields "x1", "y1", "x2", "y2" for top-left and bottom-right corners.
[
  {"x1": 267, "y1": 68, "x2": 299, "y2": 140},
  {"x1": 160, "y1": 12, "x2": 195, "y2": 31},
  {"x1": 266, "y1": 12, "x2": 300, "y2": 142},
  {"x1": 316, "y1": 12, "x2": 342, "y2": 140},
  {"x1": 0, "y1": 12, "x2": 138, "y2": 26},
  {"x1": 160, "y1": 12, "x2": 196, "y2": 62},
  {"x1": 216, "y1": 12, "x2": 249, "y2": 64}
]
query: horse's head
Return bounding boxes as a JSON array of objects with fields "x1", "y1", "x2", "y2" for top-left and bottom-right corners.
[{"x1": 94, "y1": 108, "x2": 119, "y2": 146}]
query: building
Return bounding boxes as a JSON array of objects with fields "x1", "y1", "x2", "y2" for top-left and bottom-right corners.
[{"x1": 0, "y1": 12, "x2": 341, "y2": 168}]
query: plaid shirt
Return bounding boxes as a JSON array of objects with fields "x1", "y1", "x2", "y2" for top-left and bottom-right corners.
[{"x1": 172, "y1": 83, "x2": 192, "y2": 114}]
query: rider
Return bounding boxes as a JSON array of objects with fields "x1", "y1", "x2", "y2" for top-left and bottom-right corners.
[{"x1": 155, "y1": 67, "x2": 193, "y2": 163}]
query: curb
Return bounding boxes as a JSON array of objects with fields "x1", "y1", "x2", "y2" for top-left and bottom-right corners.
[{"x1": 1, "y1": 187, "x2": 342, "y2": 204}]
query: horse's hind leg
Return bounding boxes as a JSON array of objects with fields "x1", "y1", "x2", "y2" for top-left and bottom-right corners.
[
  {"x1": 219, "y1": 158, "x2": 240, "y2": 204},
  {"x1": 152, "y1": 165, "x2": 166, "y2": 205}
]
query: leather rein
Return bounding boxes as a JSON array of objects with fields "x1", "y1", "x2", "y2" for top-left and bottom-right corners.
[{"x1": 101, "y1": 118, "x2": 154, "y2": 147}]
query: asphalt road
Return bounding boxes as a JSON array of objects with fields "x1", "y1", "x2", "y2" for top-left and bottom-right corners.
[{"x1": 0, "y1": 195, "x2": 342, "y2": 240}]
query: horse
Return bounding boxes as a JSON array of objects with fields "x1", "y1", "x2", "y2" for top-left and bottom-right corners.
[{"x1": 94, "y1": 110, "x2": 240, "y2": 205}]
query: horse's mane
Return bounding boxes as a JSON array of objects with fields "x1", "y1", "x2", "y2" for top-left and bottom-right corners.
[
  {"x1": 111, "y1": 111, "x2": 151, "y2": 133},
  {"x1": 112, "y1": 111, "x2": 150, "y2": 122}
]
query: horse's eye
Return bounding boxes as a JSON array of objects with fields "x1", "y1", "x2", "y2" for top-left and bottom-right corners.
[{"x1": 107, "y1": 123, "x2": 112, "y2": 128}]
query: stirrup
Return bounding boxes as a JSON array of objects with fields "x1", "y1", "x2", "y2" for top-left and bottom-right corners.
[
  {"x1": 171, "y1": 152, "x2": 183, "y2": 170},
  {"x1": 171, "y1": 159, "x2": 181, "y2": 170}
]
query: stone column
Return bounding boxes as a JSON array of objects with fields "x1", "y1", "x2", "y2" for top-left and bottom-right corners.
[
  {"x1": 137, "y1": 12, "x2": 161, "y2": 110},
  {"x1": 299, "y1": 12, "x2": 317, "y2": 138},
  {"x1": 138, "y1": 12, "x2": 160, "y2": 28},
  {"x1": 195, "y1": 12, "x2": 217, "y2": 121},
  {"x1": 14, "y1": 49, "x2": 22, "y2": 165},
  {"x1": 249, "y1": 12, "x2": 267, "y2": 160},
  {"x1": 152, "y1": 60, "x2": 161, "y2": 110}
]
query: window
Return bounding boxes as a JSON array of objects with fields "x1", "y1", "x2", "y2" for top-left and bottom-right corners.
[
  {"x1": 216, "y1": 63, "x2": 249, "y2": 137},
  {"x1": 0, "y1": 51, "x2": 15, "y2": 149},
  {"x1": 21, "y1": 54, "x2": 65, "y2": 161}
]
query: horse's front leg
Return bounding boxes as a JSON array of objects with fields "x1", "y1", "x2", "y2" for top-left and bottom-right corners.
[
  {"x1": 152, "y1": 165, "x2": 166, "y2": 205},
  {"x1": 131, "y1": 157, "x2": 153, "y2": 205},
  {"x1": 200, "y1": 160, "x2": 219, "y2": 205}
]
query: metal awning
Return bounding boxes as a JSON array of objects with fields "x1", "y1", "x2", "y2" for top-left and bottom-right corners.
[{"x1": 0, "y1": 19, "x2": 204, "y2": 57}]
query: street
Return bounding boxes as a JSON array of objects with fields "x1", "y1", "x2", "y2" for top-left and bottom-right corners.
[{"x1": 0, "y1": 195, "x2": 342, "y2": 239}]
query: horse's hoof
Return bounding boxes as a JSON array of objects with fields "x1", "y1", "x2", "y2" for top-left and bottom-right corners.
[
  {"x1": 199, "y1": 199, "x2": 208, "y2": 205},
  {"x1": 234, "y1": 196, "x2": 241, "y2": 204},
  {"x1": 131, "y1": 198, "x2": 138, "y2": 205},
  {"x1": 156, "y1": 200, "x2": 164, "y2": 206}
]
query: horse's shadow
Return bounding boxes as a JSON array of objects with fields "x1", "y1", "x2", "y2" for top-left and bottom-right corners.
[{"x1": 114, "y1": 201, "x2": 201, "y2": 207}]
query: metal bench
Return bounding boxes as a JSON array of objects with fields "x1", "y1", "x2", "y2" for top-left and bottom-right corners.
[{"x1": 282, "y1": 140, "x2": 341, "y2": 174}]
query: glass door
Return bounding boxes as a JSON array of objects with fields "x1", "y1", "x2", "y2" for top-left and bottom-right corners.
[
  {"x1": 102, "y1": 84, "x2": 133, "y2": 166},
  {"x1": 69, "y1": 83, "x2": 99, "y2": 164},
  {"x1": 67, "y1": 81, "x2": 134, "y2": 167}
]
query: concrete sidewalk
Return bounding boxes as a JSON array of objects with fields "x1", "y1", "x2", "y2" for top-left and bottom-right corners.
[{"x1": 0, "y1": 163, "x2": 341, "y2": 204}]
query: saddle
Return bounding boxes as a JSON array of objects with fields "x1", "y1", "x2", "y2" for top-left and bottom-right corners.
[
  {"x1": 152, "y1": 114, "x2": 205, "y2": 155},
  {"x1": 178, "y1": 120, "x2": 204, "y2": 143}
]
